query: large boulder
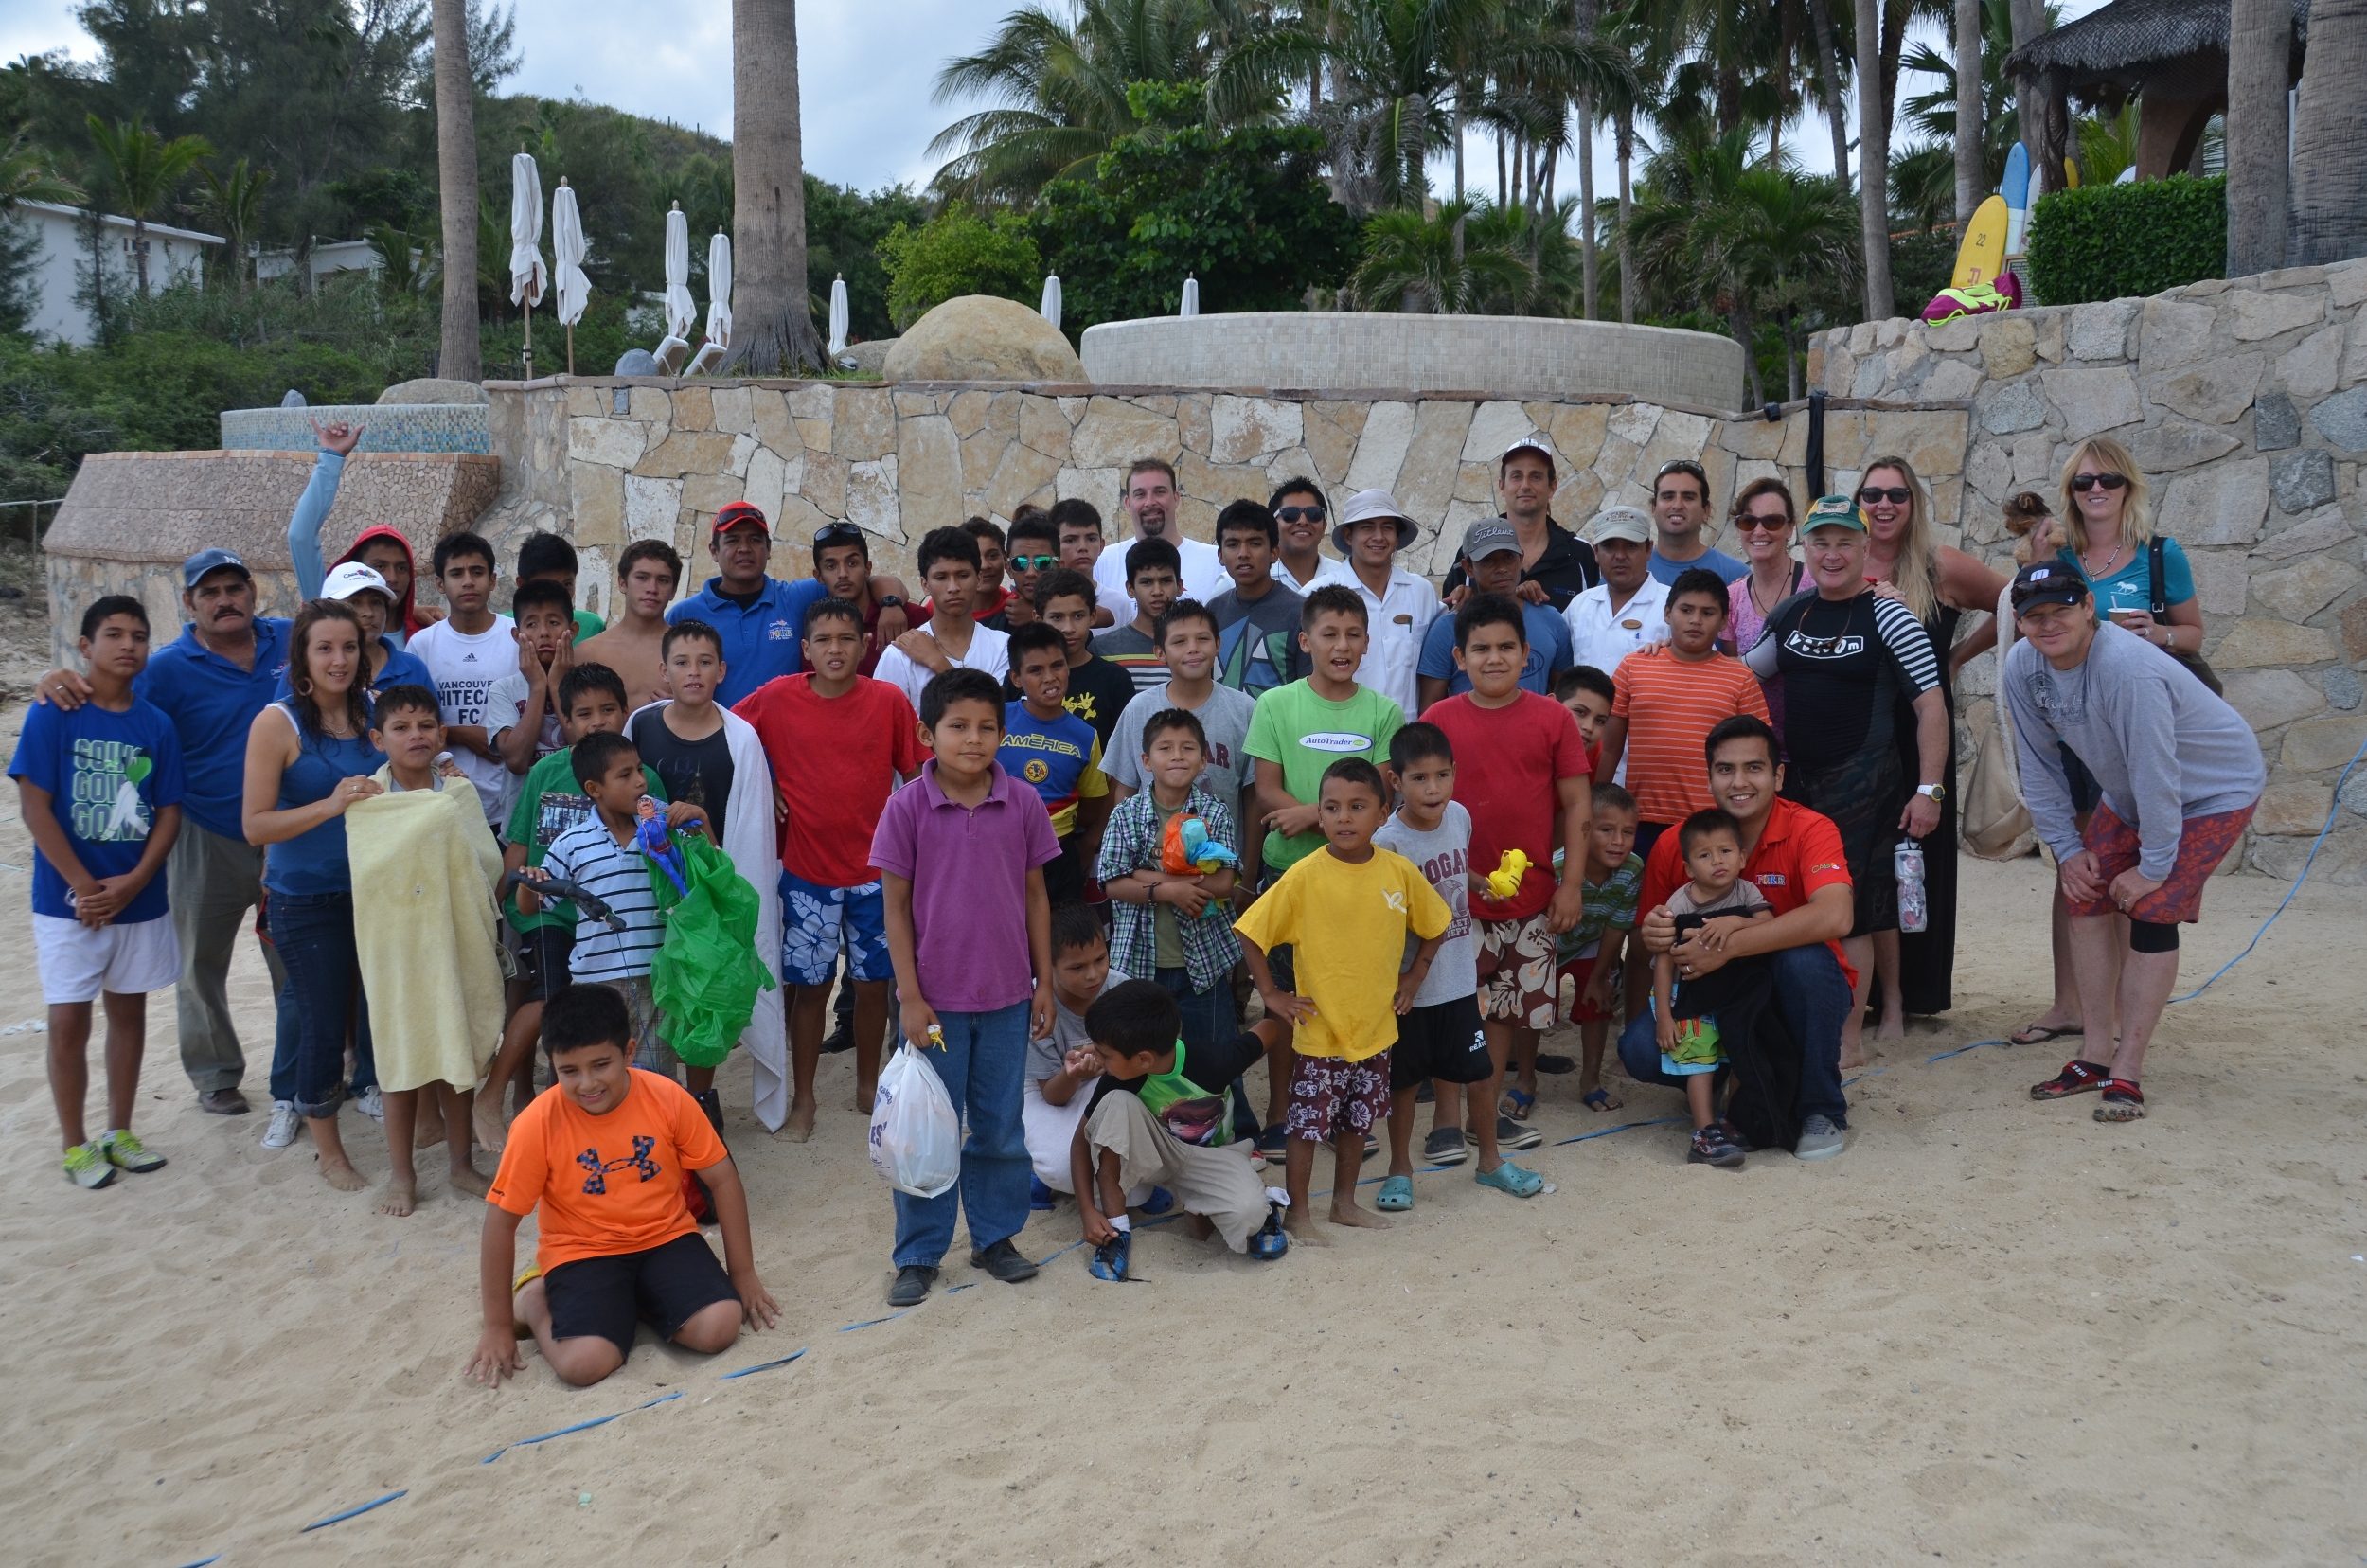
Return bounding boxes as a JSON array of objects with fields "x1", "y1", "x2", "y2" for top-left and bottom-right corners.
[
  {"x1": 881, "y1": 294, "x2": 1083, "y2": 383},
  {"x1": 834, "y1": 338, "x2": 896, "y2": 377},
  {"x1": 378, "y1": 377, "x2": 489, "y2": 405}
]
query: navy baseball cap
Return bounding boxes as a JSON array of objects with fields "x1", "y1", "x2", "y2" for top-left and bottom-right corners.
[
  {"x1": 182, "y1": 548, "x2": 252, "y2": 589},
  {"x1": 2010, "y1": 560, "x2": 2090, "y2": 614}
]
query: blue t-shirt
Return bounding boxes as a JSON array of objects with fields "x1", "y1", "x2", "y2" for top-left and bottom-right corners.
[
  {"x1": 2058, "y1": 538, "x2": 2194, "y2": 620},
  {"x1": 1649, "y1": 546, "x2": 1749, "y2": 586},
  {"x1": 1416, "y1": 601, "x2": 1574, "y2": 698},
  {"x1": 668, "y1": 575, "x2": 829, "y2": 709},
  {"x1": 271, "y1": 638, "x2": 435, "y2": 706},
  {"x1": 133, "y1": 617, "x2": 292, "y2": 841},
  {"x1": 999, "y1": 700, "x2": 1105, "y2": 836},
  {"x1": 8, "y1": 697, "x2": 187, "y2": 923}
]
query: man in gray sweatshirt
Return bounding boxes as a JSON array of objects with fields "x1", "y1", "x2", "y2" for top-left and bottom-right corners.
[{"x1": 2001, "y1": 561, "x2": 2265, "y2": 1123}]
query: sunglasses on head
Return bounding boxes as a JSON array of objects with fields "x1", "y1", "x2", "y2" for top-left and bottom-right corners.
[
  {"x1": 1009, "y1": 554, "x2": 1059, "y2": 572},
  {"x1": 814, "y1": 524, "x2": 864, "y2": 548},
  {"x1": 1857, "y1": 487, "x2": 1913, "y2": 505},
  {"x1": 2070, "y1": 472, "x2": 2129, "y2": 492},
  {"x1": 1275, "y1": 505, "x2": 1326, "y2": 524}
]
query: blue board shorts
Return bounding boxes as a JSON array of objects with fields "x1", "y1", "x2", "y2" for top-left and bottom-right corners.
[{"x1": 779, "y1": 871, "x2": 891, "y2": 988}]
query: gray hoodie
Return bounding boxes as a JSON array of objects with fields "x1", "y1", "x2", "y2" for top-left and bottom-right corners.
[{"x1": 2003, "y1": 621, "x2": 2266, "y2": 880}]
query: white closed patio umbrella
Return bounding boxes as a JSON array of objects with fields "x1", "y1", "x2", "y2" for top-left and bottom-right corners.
[
  {"x1": 508, "y1": 151, "x2": 548, "y2": 376},
  {"x1": 828, "y1": 275, "x2": 849, "y2": 357},
  {"x1": 1180, "y1": 273, "x2": 1199, "y2": 317},
  {"x1": 550, "y1": 177, "x2": 591, "y2": 376},
  {"x1": 1040, "y1": 274, "x2": 1062, "y2": 331},
  {"x1": 688, "y1": 228, "x2": 732, "y2": 375},
  {"x1": 656, "y1": 201, "x2": 695, "y2": 374}
]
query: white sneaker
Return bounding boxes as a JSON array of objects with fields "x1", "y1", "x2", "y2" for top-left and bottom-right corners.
[
  {"x1": 261, "y1": 1100, "x2": 302, "y2": 1149},
  {"x1": 354, "y1": 1086, "x2": 384, "y2": 1121}
]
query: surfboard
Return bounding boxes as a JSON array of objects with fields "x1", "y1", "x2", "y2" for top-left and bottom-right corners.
[
  {"x1": 2002, "y1": 143, "x2": 2032, "y2": 256},
  {"x1": 1952, "y1": 194, "x2": 2011, "y2": 288},
  {"x1": 2064, "y1": 156, "x2": 2081, "y2": 188}
]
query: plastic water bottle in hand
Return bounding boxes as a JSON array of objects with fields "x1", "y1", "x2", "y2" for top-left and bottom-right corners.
[{"x1": 1895, "y1": 841, "x2": 1928, "y2": 934}]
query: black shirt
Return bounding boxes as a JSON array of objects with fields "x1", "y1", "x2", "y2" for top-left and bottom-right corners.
[
  {"x1": 1440, "y1": 518, "x2": 1600, "y2": 611},
  {"x1": 1082, "y1": 1028, "x2": 1270, "y2": 1145},
  {"x1": 631, "y1": 709, "x2": 736, "y2": 838},
  {"x1": 1753, "y1": 591, "x2": 1941, "y2": 775}
]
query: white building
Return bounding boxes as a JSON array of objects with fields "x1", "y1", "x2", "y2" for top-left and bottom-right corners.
[
  {"x1": 254, "y1": 238, "x2": 382, "y2": 286},
  {"x1": 5, "y1": 200, "x2": 221, "y2": 346}
]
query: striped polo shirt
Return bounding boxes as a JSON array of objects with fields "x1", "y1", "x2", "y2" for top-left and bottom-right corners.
[
  {"x1": 1610, "y1": 646, "x2": 1773, "y2": 827},
  {"x1": 541, "y1": 815, "x2": 665, "y2": 981}
]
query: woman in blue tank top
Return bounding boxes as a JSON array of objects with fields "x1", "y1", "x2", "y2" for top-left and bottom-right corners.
[{"x1": 241, "y1": 600, "x2": 386, "y2": 1193}]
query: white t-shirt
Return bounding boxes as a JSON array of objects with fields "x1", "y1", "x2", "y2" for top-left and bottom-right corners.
[
  {"x1": 406, "y1": 615, "x2": 519, "y2": 824},
  {"x1": 484, "y1": 668, "x2": 563, "y2": 765},
  {"x1": 1094, "y1": 534, "x2": 1227, "y2": 617},
  {"x1": 870, "y1": 622, "x2": 1011, "y2": 716}
]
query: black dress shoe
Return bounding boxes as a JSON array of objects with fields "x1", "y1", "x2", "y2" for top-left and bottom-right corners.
[
  {"x1": 197, "y1": 1088, "x2": 251, "y2": 1115},
  {"x1": 969, "y1": 1238, "x2": 1040, "y2": 1283},
  {"x1": 821, "y1": 1021, "x2": 856, "y2": 1055},
  {"x1": 887, "y1": 1264, "x2": 937, "y2": 1306}
]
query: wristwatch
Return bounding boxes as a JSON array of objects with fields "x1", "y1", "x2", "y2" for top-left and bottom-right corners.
[
  {"x1": 1916, "y1": 783, "x2": 1947, "y2": 801},
  {"x1": 878, "y1": 594, "x2": 903, "y2": 609}
]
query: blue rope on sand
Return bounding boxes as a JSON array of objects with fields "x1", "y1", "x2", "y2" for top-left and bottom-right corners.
[
  {"x1": 718, "y1": 1347, "x2": 808, "y2": 1381},
  {"x1": 300, "y1": 1489, "x2": 407, "y2": 1531},
  {"x1": 172, "y1": 1558, "x2": 222, "y2": 1567},
  {"x1": 1926, "y1": 1037, "x2": 2009, "y2": 1063},
  {"x1": 480, "y1": 1391, "x2": 682, "y2": 1464}
]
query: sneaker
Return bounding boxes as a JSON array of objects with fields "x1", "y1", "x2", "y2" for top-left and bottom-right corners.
[
  {"x1": 1687, "y1": 1126, "x2": 1745, "y2": 1168},
  {"x1": 1028, "y1": 1175, "x2": 1056, "y2": 1212},
  {"x1": 195, "y1": 1087, "x2": 250, "y2": 1115},
  {"x1": 1247, "y1": 1203, "x2": 1290, "y2": 1261},
  {"x1": 62, "y1": 1142, "x2": 116, "y2": 1189},
  {"x1": 354, "y1": 1086, "x2": 384, "y2": 1121},
  {"x1": 969, "y1": 1237, "x2": 1041, "y2": 1284},
  {"x1": 1415, "y1": 1080, "x2": 1435, "y2": 1104},
  {"x1": 694, "y1": 1088, "x2": 724, "y2": 1132},
  {"x1": 1089, "y1": 1231, "x2": 1131, "y2": 1281},
  {"x1": 98, "y1": 1129, "x2": 166, "y2": 1174},
  {"x1": 821, "y1": 1020, "x2": 856, "y2": 1056},
  {"x1": 1422, "y1": 1127, "x2": 1468, "y2": 1166},
  {"x1": 1793, "y1": 1114, "x2": 1845, "y2": 1161},
  {"x1": 1493, "y1": 1114, "x2": 1544, "y2": 1152},
  {"x1": 261, "y1": 1100, "x2": 303, "y2": 1149},
  {"x1": 886, "y1": 1264, "x2": 936, "y2": 1307}
]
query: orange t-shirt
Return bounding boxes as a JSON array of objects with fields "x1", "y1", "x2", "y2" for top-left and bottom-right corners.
[
  {"x1": 1611, "y1": 647, "x2": 1771, "y2": 826},
  {"x1": 487, "y1": 1069, "x2": 728, "y2": 1272}
]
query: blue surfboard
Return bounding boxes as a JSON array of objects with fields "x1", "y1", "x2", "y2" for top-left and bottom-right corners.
[{"x1": 2002, "y1": 143, "x2": 2032, "y2": 255}]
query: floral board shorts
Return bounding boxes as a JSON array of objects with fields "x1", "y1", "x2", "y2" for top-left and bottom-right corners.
[
  {"x1": 2063, "y1": 800, "x2": 2257, "y2": 925},
  {"x1": 779, "y1": 872, "x2": 891, "y2": 989},
  {"x1": 1476, "y1": 913, "x2": 1558, "y2": 1029},
  {"x1": 1286, "y1": 1050, "x2": 1392, "y2": 1143}
]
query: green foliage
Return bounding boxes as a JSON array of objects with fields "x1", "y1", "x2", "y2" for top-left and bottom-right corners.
[
  {"x1": 1033, "y1": 120, "x2": 1355, "y2": 330},
  {"x1": 877, "y1": 209, "x2": 1042, "y2": 331},
  {"x1": 805, "y1": 179, "x2": 930, "y2": 341},
  {"x1": 2026, "y1": 174, "x2": 2226, "y2": 307},
  {"x1": 1889, "y1": 225, "x2": 1959, "y2": 320}
]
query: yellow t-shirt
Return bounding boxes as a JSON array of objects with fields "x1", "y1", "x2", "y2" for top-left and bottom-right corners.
[{"x1": 1234, "y1": 846, "x2": 1450, "y2": 1061}]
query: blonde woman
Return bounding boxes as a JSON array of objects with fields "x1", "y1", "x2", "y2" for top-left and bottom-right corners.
[
  {"x1": 2053, "y1": 436, "x2": 2202, "y2": 656},
  {"x1": 1854, "y1": 455, "x2": 2009, "y2": 1032}
]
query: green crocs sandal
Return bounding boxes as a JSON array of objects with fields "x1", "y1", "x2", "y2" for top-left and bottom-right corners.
[
  {"x1": 1474, "y1": 1160, "x2": 1543, "y2": 1199},
  {"x1": 98, "y1": 1129, "x2": 166, "y2": 1174},
  {"x1": 62, "y1": 1142, "x2": 116, "y2": 1190},
  {"x1": 1375, "y1": 1175, "x2": 1415, "y2": 1212}
]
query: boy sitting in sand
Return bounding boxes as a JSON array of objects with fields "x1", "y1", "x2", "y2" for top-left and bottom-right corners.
[
  {"x1": 1652, "y1": 809, "x2": 1772, "y2": 1169},
  {"x1": 1071, "y1": 979, "x2": 1289, "y2": 1280},
  {"x1": 1236, "y1": 757, "x2": 1450, "y2": 1238},
  {"x1": 470, "y1": 983, "x2": 778, "y2": 1388},
  {"x1": 1023, "y1": 901, "x2": 1125, "y2": 1207}
]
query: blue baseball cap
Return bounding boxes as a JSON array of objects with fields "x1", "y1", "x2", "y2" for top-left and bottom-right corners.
[{"x1": 181, "y1": 548, "x2": 252, "y2": 589}]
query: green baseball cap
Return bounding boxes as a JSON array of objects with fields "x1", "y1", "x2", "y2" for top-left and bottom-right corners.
[{"x1": 1802, "y1": 493, "x2": 1868, "y2": 532}]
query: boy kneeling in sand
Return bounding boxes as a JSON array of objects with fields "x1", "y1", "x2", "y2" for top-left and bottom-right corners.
[
  {"x1": 469, "y1": 984, "x2": 778, "y2": 1388},
  {"x1": 1072, "y1": 979, "x2": 1289, "y2": 1280}
]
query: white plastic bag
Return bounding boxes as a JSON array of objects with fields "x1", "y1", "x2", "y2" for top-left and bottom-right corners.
[{"x1": 868, "y1": 1042, "x2": 962, "y2": 1199}]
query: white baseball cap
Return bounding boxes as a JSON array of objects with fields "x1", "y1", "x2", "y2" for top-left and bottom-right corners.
[
  {"x1": 1589, "y1": 506, "x2": 1653, "y2": 545},
  {"x1": 1332, "y1": 488, "x2": 1416, "y2": 552},
  {"x1": 321, "y1": 561, "x2": 396, "y2": 604}
]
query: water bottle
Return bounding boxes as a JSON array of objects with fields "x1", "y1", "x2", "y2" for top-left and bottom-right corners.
[{"x1": 1895, "y1": 841, "x2": 1928, "y2": 934}]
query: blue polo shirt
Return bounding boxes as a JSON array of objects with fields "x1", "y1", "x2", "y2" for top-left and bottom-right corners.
[
  {"x1": 1416, "y1": 600, "x2": 1574, "y2": 698},
  {"x1": 667, "y1": 575, "x2": 828, "y2": 709},
  {"x1": 133, "y1": 616, "x2": 293, "y2": 841}
]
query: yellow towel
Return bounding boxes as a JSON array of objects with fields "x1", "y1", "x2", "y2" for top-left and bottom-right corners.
[{"x1": 346, "y1": 772, "x2": 507, "y2": 1094}]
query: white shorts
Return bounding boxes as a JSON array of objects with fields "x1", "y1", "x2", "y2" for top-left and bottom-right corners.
[{"x1": 33, "y1": 914, "x2": 183, "y2": 1006}]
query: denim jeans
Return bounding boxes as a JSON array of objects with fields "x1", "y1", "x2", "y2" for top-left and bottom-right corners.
[
  {"x1": 267, "y1": 892, "x2": 376, "y2": 1118},
  {"x1": 1618, "y1": 942, "x2": 1850, "y2": 1129},
  {"x1": 892, "y1": 1002, "x2": 1032, "y2": 1269}
]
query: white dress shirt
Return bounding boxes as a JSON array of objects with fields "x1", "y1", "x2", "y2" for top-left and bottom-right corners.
[
  {"x1": 1562, "y1": 575, "x2": 1672, "y2": 679},
  {"x1": 1341, "y1": 562, "x2": 1441, "y2": 717},
  {"x1": 1271, "y1": 554, "x2": 1354, "y2": 592}
]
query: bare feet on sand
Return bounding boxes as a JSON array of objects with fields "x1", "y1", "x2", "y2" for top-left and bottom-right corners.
[
  {"x1": 1282, "y1": 1209, "x2": 1331, "y2": 1246},
  {"x1": 448, "y1": 1161, "x2": 491, "y2": 1199},
  {"x1": 784, "y1": 1098, "x2": 817, "y2": 1143},
  {"x1": 472, "y1": 1098, "x2": 509, "y2": 1156},
  {"x1": 318, "y1": 1152, "x2": 367, "y2": 1192},
  {"x1": 1876, "y1": 1014, "x2": 1907, "y2": 1042},
  {"x1": 413, "y1": 1099, "x2": 447, "y2": 1149},
  {"x1": 378, "y1": 1178, "x2": 417, "y2": 1216},
  {"x1": 1328, "y1": 1199, "x2": 1392, "y2": 1231}
]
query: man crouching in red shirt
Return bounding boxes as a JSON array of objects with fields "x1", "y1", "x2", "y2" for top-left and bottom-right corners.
[{"x1": 1625, "y1": 716, "x2": 1857, "y2": 1161}]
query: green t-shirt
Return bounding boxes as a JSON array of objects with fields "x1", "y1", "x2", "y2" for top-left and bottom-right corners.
[
  {"x1": 572, "y1": 608, "x2": 605, "y2": 643},
  {"x1": 1241, "y1": 678, "x2": 1406, "y2": 874},
  {"x1": 504, "y1": 746, "x2": 667, "y2": 931}
]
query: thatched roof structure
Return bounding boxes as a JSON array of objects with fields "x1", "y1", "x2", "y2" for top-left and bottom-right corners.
[{"x1": 2005, "y1": 0, "x2": 2308, "y2": 93}]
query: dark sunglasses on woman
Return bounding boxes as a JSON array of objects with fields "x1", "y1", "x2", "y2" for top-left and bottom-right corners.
[
  {"x1": 1737, "y1": 510, "x2": 1791, "y2": 532},
  {"x1": 2070, "y1": 472, "x2": 2129, "y2": 492},
  {"x1": 1857, "y1": 486, "x2": 1913, "y2": 505},
  {"x1": 1275, "y1": 505, "x2": 1326, "y2": 524}
]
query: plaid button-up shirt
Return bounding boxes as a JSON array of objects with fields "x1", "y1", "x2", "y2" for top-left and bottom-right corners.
[{"x1": 1095, "y1": 784, "x2": 1242, "y2": 994}]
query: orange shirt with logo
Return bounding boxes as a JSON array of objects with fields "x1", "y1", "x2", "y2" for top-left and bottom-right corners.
[{"x1": 488, "y1": 1069, "x2": 728, "y2": 1273}]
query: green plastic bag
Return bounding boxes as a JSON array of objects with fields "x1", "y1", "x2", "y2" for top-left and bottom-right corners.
[{"x1": 647, "y1": 831, "x2": 775, "y2": 1069}]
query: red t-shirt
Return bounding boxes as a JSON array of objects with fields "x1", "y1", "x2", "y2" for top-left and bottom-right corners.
[
  {"x1": 1641, "y1": 795, "x2": 1856, "y2": 985},
  {"x1": 1425, "y1": 690, "x2": 1592, "y2": 922},
  {"x1": 733, "y1": 673, "x2": 927, "y2": 887},
  {"x1": 1611, "y1": 647, "x2": 1771, "y2": 826},
  {"x1": 858, "y1": 597, "x2": 932, "y2": 679}
]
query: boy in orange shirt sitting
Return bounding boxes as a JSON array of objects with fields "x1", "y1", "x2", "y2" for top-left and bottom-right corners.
[{"x1": 468, "y1": 984, "x2": 780, "y2": 1388}]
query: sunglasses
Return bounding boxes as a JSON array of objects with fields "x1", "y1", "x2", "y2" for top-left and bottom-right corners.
[
  {"x1": 813, "y1": 524, "x2": 864, "y2": 547},
  {"x1": 1737, "y1": 511, "x2": 1792, "y2": 532},
  {"x1": 2070, "y1": 472, "x2": 2129, "y2": 492},
  {"x1": 1857, "y1": 487, "x2": 1913, "y2": 505},
  {"x1": 1275, "y1": 506, "x2": 1326, "y2": 524},
  {"x1": 1009, "y1": 554, "x2": 1059, "y2": 572}
]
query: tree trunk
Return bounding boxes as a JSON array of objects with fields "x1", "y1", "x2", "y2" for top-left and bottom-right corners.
[
  {"x1": 432, "y1": 0, "x2": 480, "y2": 383},
  {"x1": 1730, "y1": 303, "x2": 1766, "y2": 403},
  {"x1": 1855, "y1": 0, "x2": 1895, "y2": 319},
  {"x1": 1954, "y1": 0, "x2": 1984, "y2": 222},
  {"x1": 1452, "y1": 85, "x2": 1467, "y2": 265},
  {"x1": 1617, "y1": 107, "x2": 1635, "y2": 324},
  {"x1": 2288, "y1": 0, "x2": 2367, "y2": 266},
  {"x1": 1579, "y1": 98, "x2": 1597, "y2": 318},
  {"x1": 2226, "y1": 0, "x2": 2292, "y2": 275},
  {"x1": 1807, "y1": 0, "x2": 1852, "y2": 194},
  {"x1": 1879, "y1": 0, "x2": 1912, "y2": 150},
  {"x1": 133, "y1": 216, "x2": 150, "y2": 295},
  {"x1": 732, "y1": 0, "x2": 823, "y2": 372},
  {"x1": 2009, "y1": 0, "x2": 2047, "y2": 190}
]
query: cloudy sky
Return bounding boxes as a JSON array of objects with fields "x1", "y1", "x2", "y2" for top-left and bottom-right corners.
[{"x1": 3, "y1": 0, "x2": 2104, "y2": 196}]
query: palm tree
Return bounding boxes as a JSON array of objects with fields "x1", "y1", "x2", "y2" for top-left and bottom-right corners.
[
  {"x1": 2224, "y1": 0, "x2": 2292, "y2": 275},
  {"x1": 2286, "y1": 0, "x2": 2363, "y2": 267},
  {"x1": 0, "y1": 127, "x2": 83, "y2": 214},
  {"x1": 1953, "y1": 0, "x2": 1983, "y2": 221},
  {"x1": 432, "y1": 0, "x2": 481, "y2": 382},
  {"x1": 193, "y1": 158, "x2": 271, "y2": 296},
  {"x1": 1351, "y1": 199, "x2": 1538, "y2": 311},
  {"x1": 1850, "y1": 0, "x2": 1893, "y2": 318},
  {"x1": 733, "y1": 0, "x2": 824, "y2": 371},
  {"x1": 1702, "y1": 165, "x2": 1859, "y2": 396},
  {"x1": 83, "y1": 116, "x2": 213, "y2": 295}
]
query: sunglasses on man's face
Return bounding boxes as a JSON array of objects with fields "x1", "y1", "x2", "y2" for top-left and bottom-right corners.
[
  {"x1": 1275, "y1": 505, "x2": 1326, "y2": 525},
  {"x1": 1009, "y1": 554, "x2": 1059, "y2": 572},
  {"x1": 1857, "y1": 487, "x2": 1913, "y2": 506},
  {"x1": 2070, "y1": 472, "x2": 2129, "y2": 492}
]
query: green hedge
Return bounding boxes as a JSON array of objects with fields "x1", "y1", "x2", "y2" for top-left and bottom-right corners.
[{"x1": 2025, "y1": 174, "x2": 2226, "y2": 305}]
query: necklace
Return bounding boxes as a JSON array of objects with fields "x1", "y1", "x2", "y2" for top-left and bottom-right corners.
[
  {"x1": 1749, "y1": 564, "x2": 1800, "y2": 619},
  {"x1": 2080, "y1": 535, "x2": 2126, "y2": 580}
]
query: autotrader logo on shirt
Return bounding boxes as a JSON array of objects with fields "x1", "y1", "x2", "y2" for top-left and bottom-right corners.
[{"x1": 1299, "y1": 731, "x2": 1374, "y2": 754}]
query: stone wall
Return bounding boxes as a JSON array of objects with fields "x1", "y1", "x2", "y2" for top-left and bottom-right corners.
[{"x1": 1810, "y1": 259, "x2": 2367, "y2": 882}]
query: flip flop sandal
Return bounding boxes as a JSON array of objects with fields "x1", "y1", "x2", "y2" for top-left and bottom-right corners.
[
  {"x1": 1581, "y1": 1088, "x2": 1623, "y2": 1114},
  {"x1": 1501, "y1": 1087, "x2": 1537, "y2": 1121},
  {"x1": 1474, "y1": 1161, "x2": 1544, "y2": 1198},
  {"x1": 2009, "y1": 1023, "x2": 2080, "y2": 1045},
  {"x1": 1376, "y1": 1175, "x2": 1415, "y2": 1212},
  {"x1": 2031, "y1": 1060, "x2": 2111, "y2": 1100},
  {"x1": 2093, "y1": 1080, "x2": 2145, "y2": 1121}
]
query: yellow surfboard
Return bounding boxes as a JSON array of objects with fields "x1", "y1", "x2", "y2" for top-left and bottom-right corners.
[
  {"x1": 2065, "y1": 157, "x2": 2081, "y2": 188},
  {"x1": 1952, "y1": 194, "x2": 2011, "y2": 288}
]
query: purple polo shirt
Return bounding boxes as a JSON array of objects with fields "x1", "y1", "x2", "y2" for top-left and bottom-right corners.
[{"x1": 868, "y1": 759, "x2": 1060, "y2": 1014}]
